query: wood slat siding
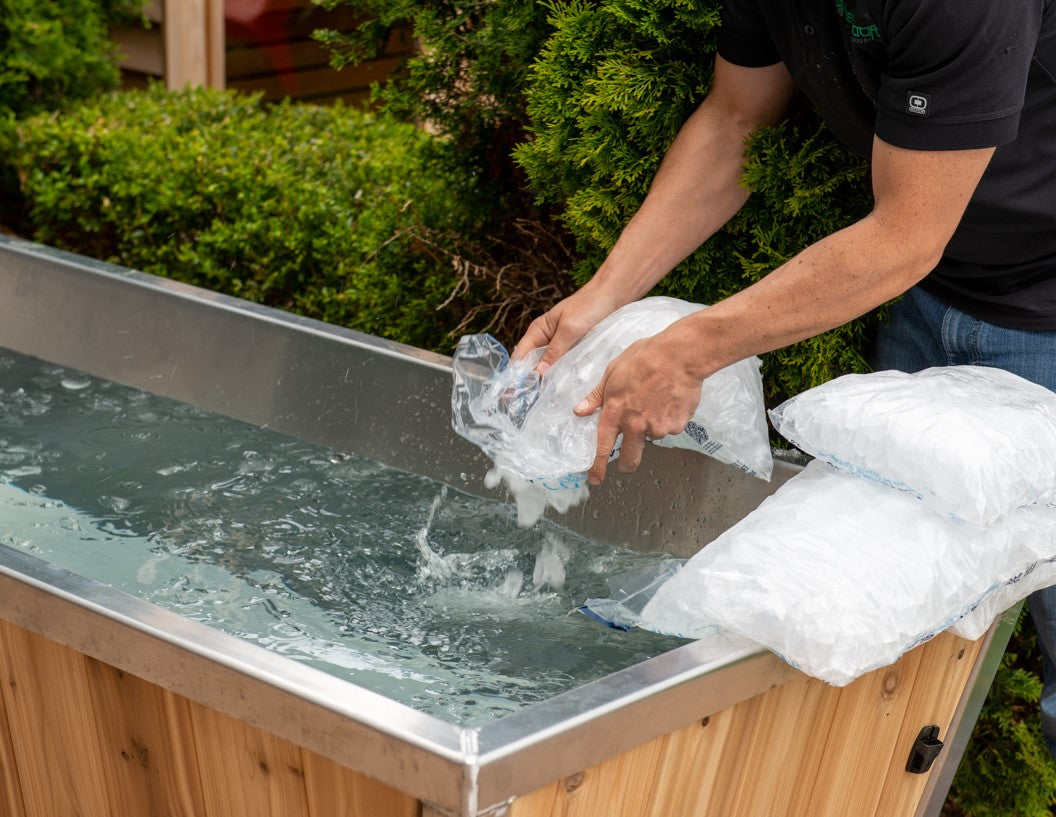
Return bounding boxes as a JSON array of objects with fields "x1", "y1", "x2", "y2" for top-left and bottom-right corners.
[
  {"x1": 0, "y1": 618, "x2": 418, "y2": 817},
  {"x1": 0, "y1": 651, "x2": 25, "y2": 817},
  {"x1": 112, "y1": 1, "x2": 412, "y2": 103},
  {"x1": 82, "y1": 660, "x2": 208, "y2": 817},
  {"x1": 0, "y1": 605, "x2": 982, "y2": 817}
]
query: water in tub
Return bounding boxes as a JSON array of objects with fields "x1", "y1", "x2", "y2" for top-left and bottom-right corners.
[{"x1": 0, "y1": 348, "x2": 685, "y2": 726}]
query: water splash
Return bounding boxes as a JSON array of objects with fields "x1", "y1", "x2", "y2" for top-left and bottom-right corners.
[
  {"x1": 533, "y1": 532, "x2": 571, "y2": 591},
  {"x1": 498, "y1": 568, "x2": 524, "y2": 598},
  {"x1": 415, "y1": 486, "x2": 455, "y2": 581}
]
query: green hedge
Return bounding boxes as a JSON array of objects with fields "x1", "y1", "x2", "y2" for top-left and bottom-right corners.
[
  {"x1": 0, "y1": 0, "x2": 146, "y2": 225},
  {"x1": 946, "y1": 609, "x2": 1056, "y2": 817},
  {"x1": 314, "y1": 0, "x2": 575, "y2": 345},
  {"x1": 12, "y1": 84, "x2": 475, "y2": 350},
  {"x1": 0, "y1": 0, "x2": 122, "y2": 118},
  {"x1": 315, "y1": 0, "x2": 553, "y2": 236}
]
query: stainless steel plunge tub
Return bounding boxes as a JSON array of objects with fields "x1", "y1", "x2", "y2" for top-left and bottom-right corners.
[{"x1": 0, "y1": 236, "x2": 1013, "y2": 817}]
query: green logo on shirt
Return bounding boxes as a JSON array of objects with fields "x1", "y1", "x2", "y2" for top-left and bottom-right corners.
[{"x1": 834, "y1": 0, "x2": 882, "y2": 42}]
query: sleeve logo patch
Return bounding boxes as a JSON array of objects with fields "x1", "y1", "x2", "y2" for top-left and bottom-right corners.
[{"x1": 906, "y1": 92, "x2": 930, "y2": 116}]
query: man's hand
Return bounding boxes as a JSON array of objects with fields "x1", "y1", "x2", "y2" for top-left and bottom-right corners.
[
  {"x1": 573, "y1": 319, "x2": 705, "y2": 484},
  {"x1": 511, "y1": 285, "x2": 625, "y2": 375}
]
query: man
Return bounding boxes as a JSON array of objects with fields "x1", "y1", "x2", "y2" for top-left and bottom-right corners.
[{"x1": 513, "y1": 1, "x2": 1056, "y2": 756}]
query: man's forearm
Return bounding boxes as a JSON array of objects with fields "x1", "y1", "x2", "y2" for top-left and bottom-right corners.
[
  {"x1": 670, "y1": 139, "x2": 995, "y2": 379},
  {"x1": 672, "y1": 212, "x2": 941, "y2": 379},
  {"x1": 586, "y1": 59, "x2": 796, "y2": 306}
]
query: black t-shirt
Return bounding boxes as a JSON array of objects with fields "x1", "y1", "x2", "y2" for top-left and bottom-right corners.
[{"x1": 719, "y1": 0, "x2": 1056, "y2": 330}]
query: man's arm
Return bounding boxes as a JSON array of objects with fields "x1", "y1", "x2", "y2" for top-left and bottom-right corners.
[
  {"x1": 578, "y1": 137, "x2": 995, "y2": 483},
  {"x1": 585, "y1": 56, "x2": 796, "y2": 302},
  {"x1": 512, "y1": 56, "x2": 795, "y2": 371}
]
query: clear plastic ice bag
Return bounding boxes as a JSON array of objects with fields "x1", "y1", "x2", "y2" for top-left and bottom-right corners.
[
  {"x1": 578, "y1": 558, "x2": 687, "y2": 631},
  {"x1": 451, "y1": 297, "x2": 773, "y2": 495}
]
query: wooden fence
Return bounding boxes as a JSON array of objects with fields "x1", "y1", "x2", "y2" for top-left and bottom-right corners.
[{"x1": 112, "y1": 0, "x2": 412, "y2": 105}]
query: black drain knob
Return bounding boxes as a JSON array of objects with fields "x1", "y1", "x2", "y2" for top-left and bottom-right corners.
[{"x1": 906, "y1": 725, "x2": 944, "y2": 774}]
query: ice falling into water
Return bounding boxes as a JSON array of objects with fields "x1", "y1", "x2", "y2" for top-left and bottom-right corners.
[
  {"x1": 415, "y1": 486, "x2": 455, "y2": 581},
  {"x1": 533, "y1": 532, "x2": 571, "y2": 591},
  {"x1": 498, "y1": 568, "x2": 524, "y2": 598}
]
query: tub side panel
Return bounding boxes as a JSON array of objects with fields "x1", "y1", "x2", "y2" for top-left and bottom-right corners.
[
  {"x1": 503, "y1": 689, "x2": 765, "y2": 817},
  {"x1": 0, "y1": 618, "x2": 421, "y2": 817},
  {"x1": 504, "y1": 631, "x2": 984, "y2": 817},
  {"x1": 873, "y1": 633, "x2": 987, "y2": 816},
  {"x1": 718, "y1": 668, "x2": 841, "y2": 813},
  {"x1": 0, "y1": 553, "x2": 466, "y2": 809},
  {"x1": 796, "y1": 644, "x2": 931, "y2": 817}
]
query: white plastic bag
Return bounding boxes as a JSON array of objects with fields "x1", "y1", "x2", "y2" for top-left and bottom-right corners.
[
  {"x1": 637, "y1": 461, "x2": 1056, "y2": 685},
  {"x1": 950, "y1": 557, "x2": 1056, "y2": 640},
  {"x1": 451, "y1": 296, "x2": 773, "y2": 496},
  {"x1": 769, "y1": 366, "x2": 1056, "y2": 526}
]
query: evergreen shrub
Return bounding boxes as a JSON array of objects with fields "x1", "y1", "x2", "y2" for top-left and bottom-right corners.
[
  {"x1": 0, "y1": 0, "x2": 122, "y2": 119},
  {"x1": 13, "y1": 85, "x2": 474, "y2": 350},
  {"x1": 514, "y1": 0, "x2": 873, "y2": 404},
  {"x1": 317, "y1": 0, "x2": 875, "y2": 401},
  {"x1": 314, "y1": 0, "x2": 553, "y2": 231}
]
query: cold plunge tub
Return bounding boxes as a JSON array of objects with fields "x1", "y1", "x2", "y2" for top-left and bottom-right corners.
[{"x1": 0, "y1": 235, "x2": 1014, "y2": 817}]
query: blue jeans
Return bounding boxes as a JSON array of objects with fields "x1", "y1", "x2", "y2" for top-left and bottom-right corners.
[{"x1": 874, "y1": 285, "x2": 1056, "y2": 760}]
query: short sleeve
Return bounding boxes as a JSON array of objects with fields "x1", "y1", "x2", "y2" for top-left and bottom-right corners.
[
  {"x1": 874, "y1": 0, "x2": 1043, "y2": 150},
  {"x1": 718, "y1": 0, "x2": 782, "y2": 68}
]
